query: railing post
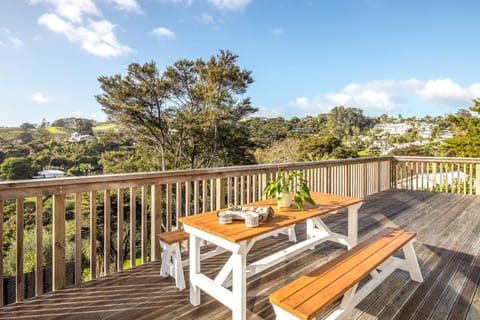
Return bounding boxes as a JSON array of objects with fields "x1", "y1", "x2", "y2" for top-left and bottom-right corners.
[{"x1": 52, "y1": 194, "x2": 66, "y2": 291}]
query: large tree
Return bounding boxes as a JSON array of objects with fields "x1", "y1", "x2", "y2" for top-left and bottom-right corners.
[{"x1": 96, "y1": 50, "x2": 256, "y2": 170}]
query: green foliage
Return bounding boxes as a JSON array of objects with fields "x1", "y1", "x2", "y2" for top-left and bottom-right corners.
[
  {"x1": 96, "y1": 50, "x2": 257, "y2": 170},
  {"x1": 0, "y1": 157, "x2": 34, "y2": 180},
  {"x1": 263, "y1": 169, "x2": 315, "y2": 210},
  {"x1": 327, "y1": 106, "x2": 372, "y2": 139},
  {"x1": 254, "y1": 138, "x2": 302, "y2": 164},
  {"x1": 442, "y1": 99, "x2": 480, "y2": 157},
  {"x1": 299, "y1": 135, "x2": 358, "y2": 160}
]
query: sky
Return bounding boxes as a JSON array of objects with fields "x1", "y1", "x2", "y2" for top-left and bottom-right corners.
[{"x1": 1, "y1": 0, "x2": 480, "y2": 126}]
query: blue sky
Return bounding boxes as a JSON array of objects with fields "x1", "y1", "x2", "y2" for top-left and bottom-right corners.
[{"x1": 1, "y1": 0, "x2": 480, "y2": 126}]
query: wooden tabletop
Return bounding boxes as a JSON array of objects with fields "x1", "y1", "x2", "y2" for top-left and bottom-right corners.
[{"x1": 179, "y1": 192, "x2": 363, "y2": 243}]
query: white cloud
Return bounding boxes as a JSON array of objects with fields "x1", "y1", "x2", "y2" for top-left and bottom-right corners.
[
  {"x1": 271, "y1": 27, "x2": 284, "y2": 36},
  {"x1": 31, "y1": 92, "x2": 50, "y2": 103},
  {"x1": 198, "y1": 12, "x2": 215, "y2": 23},
  {"x1": 0, "y1": 28, "x2": 24, "y2": 48},
  {"x1": 417, "y1": 78, "x2": 480, "y2": 105},
  {"x1": 289, "y1": 78, "x2": 480, "y2": 115},
  {"x1": 38, "y1": 13, "x2": 132, "y2": 57},
  {"x1": 151, "y1": 27, "x2": 176, "y2": 39},
  {"x1": 208, "y1": 0, "x2": 251, "y2": 10},
  {"x1": 161, "y1": 0, "x2": 250, "y2": 10},
  {"x1": 31, "y1": 0, "x2": 135, "y2": 57},
  {"x1": 29, "y1": 0, "x2": 100, "y2": 23},
  {"x1": 106, "y1": 0, "x2": 143, "y2": 13}
]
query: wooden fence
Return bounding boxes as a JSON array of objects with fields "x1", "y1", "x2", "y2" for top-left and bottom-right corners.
[{"x1": 393, "y1": 156, "x2": 480, "y2": 195}]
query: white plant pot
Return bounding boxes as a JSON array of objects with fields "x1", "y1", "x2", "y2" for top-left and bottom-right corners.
[{"x1": 279, "y1": 193, "x2": 293, "y2": 208}]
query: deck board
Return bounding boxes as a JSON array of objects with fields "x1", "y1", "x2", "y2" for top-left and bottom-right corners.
[{"x1": 1, "y1": 190, "x2": 479, "y2": 320}]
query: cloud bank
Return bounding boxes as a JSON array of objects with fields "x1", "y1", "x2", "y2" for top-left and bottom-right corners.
[{"x1": 289, "y1": 78, "x2": 480, "y2": 115}]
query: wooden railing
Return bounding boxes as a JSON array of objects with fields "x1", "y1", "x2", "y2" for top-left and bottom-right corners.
[
  {"x1": 0, "y1": 157, "x2": 393, "y2": 305},
  {"x1": 393, "y1": 156, "x2": 480, "y2": 195}
]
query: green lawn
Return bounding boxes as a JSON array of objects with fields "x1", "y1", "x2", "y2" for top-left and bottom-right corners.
[
  {"x1": 93, "y1": 123, "x2": 117, "y2": 133},
  {"x1": 45, "y1": 126, "x2": 68, "y2": 135}
]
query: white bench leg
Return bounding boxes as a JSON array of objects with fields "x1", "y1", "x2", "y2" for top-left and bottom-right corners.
[
  {"x1": 159, "y1": 240, "x2": 186, "y2": 290},
  {"x1": 173, "y1": 242, "x2": 186, "y2": 290},
  {"x1": 402, "y1": 240, "x2": 423, "y2": 282},
  {"x1": 159, "y1": 241, "x2": 171, "y2": 278}
]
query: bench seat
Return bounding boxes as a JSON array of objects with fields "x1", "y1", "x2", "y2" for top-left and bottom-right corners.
[{"x1": 269, "y1": 228, "x2": 423, "y2": 320}]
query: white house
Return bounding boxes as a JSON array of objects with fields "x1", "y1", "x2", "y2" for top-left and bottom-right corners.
[{"x1": 34, "y1": 169, "x2": 66, "y2": 179}]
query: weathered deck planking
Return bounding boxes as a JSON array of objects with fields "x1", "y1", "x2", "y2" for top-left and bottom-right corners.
[{"x1": 1, "y1": 190, "x2": 479, "y2": 320}]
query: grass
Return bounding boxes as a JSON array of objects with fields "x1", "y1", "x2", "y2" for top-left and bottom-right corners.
[
  {"x1": 45, "y1": 126, "x2": 68, "y2": 135},
  {"x1": 93, "y1": 123, "x2": 117, "y2": 133}
]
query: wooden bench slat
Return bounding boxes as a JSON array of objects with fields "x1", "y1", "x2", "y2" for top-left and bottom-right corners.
[
  {"x1": 295, "y1": 232, "x2": 415, "y2": 318},
  {"x1": 270, "y1": 228, "x2": 416, "y2": 320},
  {"x1": 270, "y1": 228, "x2": 400, "y2": 303},
  {"x1": 157, "y1": 230, "x2": 189, "y2": 244}
]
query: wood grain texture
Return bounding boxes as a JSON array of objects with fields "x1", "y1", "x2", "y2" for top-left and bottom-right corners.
[
  {"x1": 180, "y1": 192, "x2": 363, "y2": 243},
  {"x1": 1, "y1": 190, "x2": 479, "y2": 320}
]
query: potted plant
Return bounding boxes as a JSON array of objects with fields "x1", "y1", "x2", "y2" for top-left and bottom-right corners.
[{"x1": 262, "y1": 169, "x2": 315, "y2": 210}]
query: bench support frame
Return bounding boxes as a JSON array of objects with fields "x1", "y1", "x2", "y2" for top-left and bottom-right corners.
[{"x1": 272, "y1": 238, "x2": 423, "y2": 320}]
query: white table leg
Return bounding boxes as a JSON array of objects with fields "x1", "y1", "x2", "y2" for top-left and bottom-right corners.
[
  {"x1": 348, "y1": 203, "x2": 362, "y2": 247},
  {"x1": 189, "y1": 233, "x2": 201, "y2": 306},
  {"x1": 231, "y1": 241, "x2": 247, "y2": 320}
]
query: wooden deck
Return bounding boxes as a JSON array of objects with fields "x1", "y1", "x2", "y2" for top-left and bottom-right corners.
[{"x1": 1, "y1": 190, "x2": 479, "y2": 320}]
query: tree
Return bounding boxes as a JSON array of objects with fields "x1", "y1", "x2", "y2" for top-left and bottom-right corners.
[
  {"x1": 0, "y1": 157, "x2": 34, "y2": 180},
  {"x1": 96, "y1": 50, "x2": 256, "y2": 170},
  {"x1": 299, "y1": 135, "x2": 357, "y2": 160},
  {"x1": 441, "y1": 100, "x2": 480, "y2": 157},
  {"x1": 327, "y1": 106, "x2": 371, "y2": 139}
]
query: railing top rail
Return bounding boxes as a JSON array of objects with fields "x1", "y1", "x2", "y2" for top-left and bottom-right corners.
[
  {"x1": 0, "y1": 157, "x2": 392, "y2": 200},
  {"x1": 393, "y1": 156, "x2": 480, "y2": 163}
]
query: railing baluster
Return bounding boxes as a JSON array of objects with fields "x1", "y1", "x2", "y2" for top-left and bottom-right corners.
[
  {"x1": 151, "y1": 185, "x2": 161, "y2": 261},
  {"x1": 16, "y1": 199, "x2": 24, "y2": 302},
  {"x1": 52, "y1": 194, "x2": 65, "y2": 291},
  {"x1": 74, "y1": 193, "x2": 82, "y2": 284},
  {"x1": 194, "y1": 180, "x2": 199, "y2": 213},
  {"x1": 185, "y1": 181, "x2": 191, "y2": 216},
  {"x1": 176, "y1": 182, "x2": 182, "y2": 227},
  {"x1": 202, "y1": 180, "x2": 207, "y2": 213},
  {"x1": 117, "y1": 189, "x2": 124, "y2": 271},
  {"x1": 166, "y1": 184, "x2": 172, "y2": 230},
  {"x1": 141, "y1": 186, "x2": 147, "y2": 265},
  {"x1": 104, "y1": 190, "x2": 111, "y2": 275},
  {"x1": 234, "y1": 176, "x2": 239, "y2": 204},
  {"x1": 90, "y1": 191, "x2": 97, "y2": 279},
  {"x1": 35, "y1": 196, "x2": 43, "y2": 295},
  {"x1": 130, "y1": 187, "x2": 136, "y2": 268}
]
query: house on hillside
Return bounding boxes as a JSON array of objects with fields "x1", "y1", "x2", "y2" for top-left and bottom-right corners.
[
  {"x1": 68, "y1": 132, "x2": 94, "y2": 143},
  {"x1": 34, "y1": 169, "x2": 65, "y2": 179}
]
